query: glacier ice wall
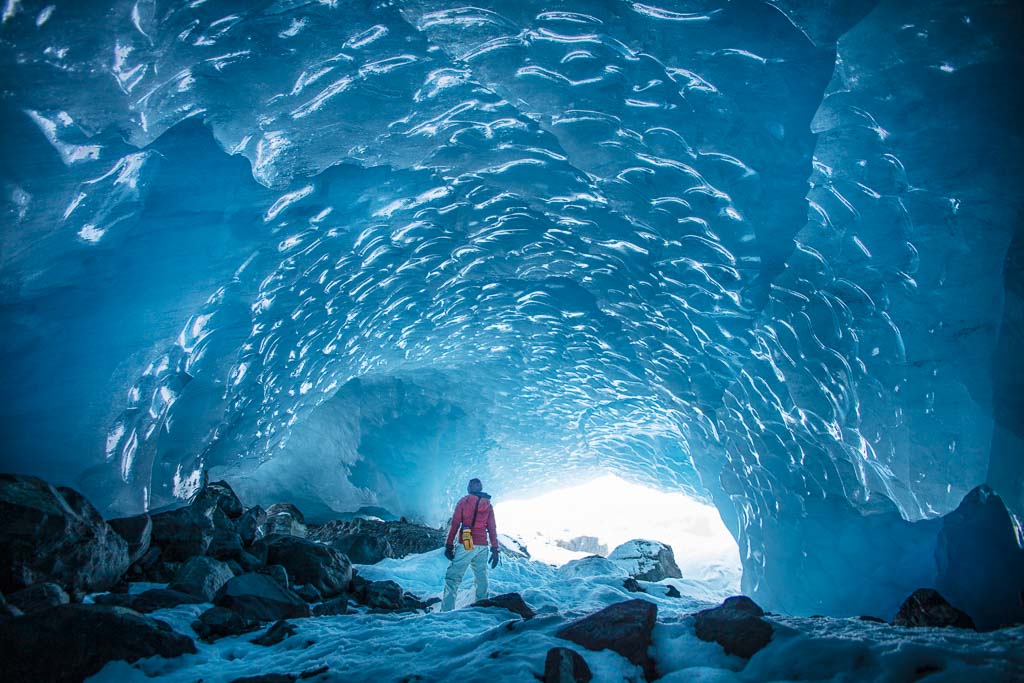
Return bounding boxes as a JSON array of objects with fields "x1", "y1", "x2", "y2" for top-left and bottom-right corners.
[{"x1": 1, "y1": 0, "x2": 1021, "y2": 618}]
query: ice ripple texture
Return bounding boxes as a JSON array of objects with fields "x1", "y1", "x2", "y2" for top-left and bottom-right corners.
[{"x1": 1, "y1": 0, "x2": 1021, "y2": 617}]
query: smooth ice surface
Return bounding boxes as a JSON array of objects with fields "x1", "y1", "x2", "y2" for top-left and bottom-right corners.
[{"x1": 1, "y1": 0, "x2": 1022, "y2": 617}]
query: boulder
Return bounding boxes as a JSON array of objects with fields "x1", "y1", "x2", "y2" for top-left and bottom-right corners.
[
  {"x1": 295, "y1": 584, "x2": 323, "y2": 603},
  {"x1": 935, "y1": 485, "x2": 1024, "y2": 629},
  {"x1": 264, "y1": 503, "x2": 307, "y2": 538},
  {"x1": 329, "y1": 533, "x2": 393, "y2": 565},
  {"x1": 313, "y1": 596, "x2": 349, "y2": 616},
  {"x1": 260, "y1": 536, "x2": 352, "y2": 598},
  {"x1": 107, "y1": 514, "x2": 153, "y2": 565},
  {"x1": 665, "y1": 585, "x2": 681, "y2": 598},
  {"x1": 207, "y1": 529, "x2": 246, "y2": 563},
  {"x1": 693, "y1": 595, "x2": 774, "y2": 659},
  {"x1": 127, "y1": 588, "x2": 204, "y2": 613},
  {"x1": 355, "y1": 578, "x2": 404, "y2": 611},
  {"x1": 191, "y1": 481, "x2": 244, "y2": 520},
  {"x1": 214, "y1": 573, "x2": 310, "y2": 622},
  {"x1": 238, "y1": 506, "x2": 266, "y2": 546},
  {"x1": 309, "y1": 518, "x2": 445, "y2": 559},
  {"x1": 7, "y1": 582, "x2": 69, "y2": 614},
  {"x1": 623, "y1": 578, "x2": 645, "y2": 593},
  {"x1": 150, "y1": 506, "x2": 214, "y2": 561},
  {"x1": 894, "y1": 588, "x2": 976, "y2": 630},
  {"x1": 473, "y1": 593, "x2": 536, "y2": 620},
  {"x1": 544, "y1": 647, "x2": 593, "y2": 683},
  {"x1": 192, "y1": 605, "x2": 260, "y2": 642},
  {"x1": 91, "y1": 592, "x2": 136, "y2": 608},
  {"x1": 170, "y1": 556, "x2": 236, "y2": 602},
  {"x1": 557, "y1": 556, "x2": 628, "y2": 580},
  {"x1": 556, "y1": 599, "x2": 658, "y2": 681},
  {"x1": 555, "y1": 536, "x2": 608, "y2": 556},
  {"x1": 0, "y1": 474, "x2": 130, "y2": 597},
  {"x1": 252, "y1": 619, "x2": 297, "y2": 646},
  {"x1": 607, "y1": 540, "x2": 682, "y2": 582},
  {"x1": 0, "y1": 604, "x2": 196, "y2": 683},
  {"x1": 257, "y1": 564, "x2": 291, "y2": 590},
  {"x1": 0, "y1": 592, "x2": 23, "y2": 619}
]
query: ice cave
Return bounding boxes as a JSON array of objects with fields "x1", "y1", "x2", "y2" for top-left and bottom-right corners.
[{"x1": 1, "y1": 0, "x2": 1022, "y2": 681}]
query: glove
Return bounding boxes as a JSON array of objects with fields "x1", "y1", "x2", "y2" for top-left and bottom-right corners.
[
  {"x1": 444, "y1": 544, "x2": 455, "y2": 561},
  {"x1": 489, "y1": 546, "x2": 500, "y2": 569}
]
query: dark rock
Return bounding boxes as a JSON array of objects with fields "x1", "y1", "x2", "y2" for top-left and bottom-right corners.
[
  {"x1": 214, "y1": 573, "x2": 310, "y2": 622},
  {"x1": 192, "y1": 605, "x2": 260, "y2": 642},
  {"x1": 108, "y1": 514, "x2": 153, "y2": 565},
  {"x1": 309, "y1": 518, "x2": 445, "y2": 560},
  {"x1": 264, "y1": 503, "x2": 307, "y2": 538},
  {"x1": 0, "y1": 604, "x2": 196, "y2": 683},
  {"x1": 473, "y1": 592, "x2": 536, "y2": 620},
  {"x1": 191, "y1": 480, "x2": 244, "y2": 520},
  {"x1": 0, "y1": 591, "x2": 23, "y2": 619},
  {"x1": 92, "y1": 591, "x2": 136, "y2": 608},
  {"x1": 128, "y1": 588, "x2": 204, "y2": 613},
  {"x1": 207, "y1": 528, "x2": 246, "y2": 562},
  {"x1": 665, "y1": 585, "x2": 682, "y2": 598},
  {"x1": 8, "y1": 582, "x2": 69, "y2": 614},
  {"x1": 894, "y1": 588, "x2": 976, "y2": 630},
  {"x1": 329, "y1": 533, "x2": 393, "y2": 565},
  {"x1": 858, "y1": 615, "x2": 886, "y2": 623},
  {"x1": 0, "y1": 474, "x2": 130, "y2": 598},
  {"x1": 694, "y1": 595, "x2": 774, "y2": 659},
  {"x1": 935, "y1": 485, "x2": 1024, "y2": 629},
  {"x1": 239, "y1": 550, "x2": 263, "y2": 572},
  {"x1": 150, "y1": 505, "x2": 214, "y2": 561},
  {"x1": 556, "y1": 599, "x2": 658, "y2": 681},
  {"x1": 261, "y1": 536, "x2": 352, "y2": 598},
  {"x1": 607, "y1": 540, "x2": 682, "y2": 582},
  {"x1": 623, "y1": 577, "x2": 645, "y2": 593},
  {"x1": 555, "y1": 536, "x2": 608, "y2": 556},
  {"x1": 295, "y1": 584, "x2": 323, "y2": 603},
  {"x1": 257, "y1": 564, "x2": 291, "y2": 590},
  {"x1": 300, "y1": 664, "x2": 330, "y2": 679},
  {"x1": 252, "y1": 619, "x2": 297, "y2": 646},
  {"x1": 230, "y1": 675, "x2": 296, "y2": 683},
  {"x1": 170, "y1": 555, "x2": 235, "y2": 602},
  {"x1": 238, "y1": 506, "x2": 266, "y2": 546},
  {"x1": 356, "y1": 579, "x2": 404, "y2": 610},
  {"x1": 544, "y1": 647, "x2": 593, "y2": 683},
  {"x1": 313, "y1": 596, "x2": 349, "y2": 616}
]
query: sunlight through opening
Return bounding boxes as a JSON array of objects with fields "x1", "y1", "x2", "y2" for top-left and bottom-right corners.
[{"x1": 495, "y1": 474, "x2": 742, "y2": 592}]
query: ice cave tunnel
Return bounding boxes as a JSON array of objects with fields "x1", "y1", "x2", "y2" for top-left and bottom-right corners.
[{"x1": 1, "y1": 0, "x2": 1022, "y2": 630}]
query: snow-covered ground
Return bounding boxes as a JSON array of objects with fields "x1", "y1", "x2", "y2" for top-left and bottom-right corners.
[{"x1": 87, "y1": 547, "x2": 1024, "y2": 683}]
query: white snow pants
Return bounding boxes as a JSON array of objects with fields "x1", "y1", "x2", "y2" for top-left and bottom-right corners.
[{"x1": 441, "y1": 545, "x2": 490, "y2": 611}]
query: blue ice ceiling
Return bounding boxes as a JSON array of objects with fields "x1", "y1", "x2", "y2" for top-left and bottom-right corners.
[{"x1": 1, "y1": 0, "x2": 1021, "y2": 619}]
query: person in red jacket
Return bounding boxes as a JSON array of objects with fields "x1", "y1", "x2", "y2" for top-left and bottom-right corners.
[{"x1": 441, "y1": 478, "x2": 500, "y2": 611}]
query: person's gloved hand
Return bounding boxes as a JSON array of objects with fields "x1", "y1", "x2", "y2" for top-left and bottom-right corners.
[
  {"x1": 489, "y1": 546, "x2": 500, "y2": 569},
  {"x1": 444, "y1": 544, "x2": 455, "y2": 561}
]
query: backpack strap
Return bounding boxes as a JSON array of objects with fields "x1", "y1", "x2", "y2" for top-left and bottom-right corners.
[{"x1": 468, "y1": 495, "x2": 482, "y2": 529}]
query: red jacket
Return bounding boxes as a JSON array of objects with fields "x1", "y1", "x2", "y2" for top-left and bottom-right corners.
[{"x1": 446, "y1": 494, "x2": 499, "y2": 548}]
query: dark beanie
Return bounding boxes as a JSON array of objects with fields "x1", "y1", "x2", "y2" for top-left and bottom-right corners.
[{"x1": 468, "y1": 478, "x2": 483, "y2": 494}]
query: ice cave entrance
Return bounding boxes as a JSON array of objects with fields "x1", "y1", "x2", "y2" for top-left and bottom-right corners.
[{"x1": 494, "y1": 474, "x2": 742, "y2": 592}]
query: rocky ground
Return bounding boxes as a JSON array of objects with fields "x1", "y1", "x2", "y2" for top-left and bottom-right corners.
[{"x1": 2, "y1": 473, "x2": 1023, "y2": 683}]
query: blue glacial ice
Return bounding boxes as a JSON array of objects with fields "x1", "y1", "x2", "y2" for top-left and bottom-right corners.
[{"x1": 0, "y1": 0, "x2": 1021, "y2": 621}]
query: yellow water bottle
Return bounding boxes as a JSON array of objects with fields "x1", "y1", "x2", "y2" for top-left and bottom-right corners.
[{"x1": 461, "y1": 528, "x2": 474, "y2": 551}]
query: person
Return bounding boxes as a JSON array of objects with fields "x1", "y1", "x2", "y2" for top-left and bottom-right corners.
[{"x1": 441, "y1": 478, "x2": 500, "y2": 611}]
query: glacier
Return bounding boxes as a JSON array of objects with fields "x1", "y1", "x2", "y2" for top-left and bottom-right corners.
[{"x1": 0, "y1": 0, "x2": 1021, "y2": 622}]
